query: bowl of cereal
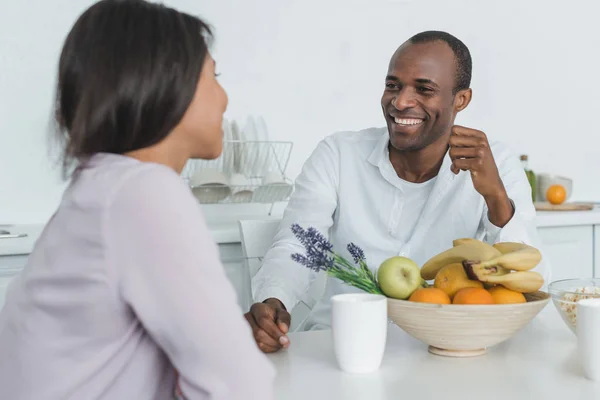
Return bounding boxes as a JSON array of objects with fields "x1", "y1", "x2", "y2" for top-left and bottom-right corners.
[{"x1": 548, "y1": 278, "x2": 600, "y2": 334}]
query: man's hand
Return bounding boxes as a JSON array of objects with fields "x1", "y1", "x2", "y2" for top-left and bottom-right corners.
[
  {"x1": 449, "y1": 125, "x2": 503, "y2": 195},
  {"x1": 449, "y1": 125, "x2": 514, "y2": 227},
  {"x1": 244, "y1": 298, "x2": 291, "y2": 353}
]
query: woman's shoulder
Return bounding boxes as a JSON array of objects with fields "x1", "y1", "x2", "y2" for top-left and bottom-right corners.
[
  {"x1": 73, "y1": 153, "x2": 197, "y2": 216},
  {"x1": 113, "y1": 162, "x2": 193, "y2": 210}
]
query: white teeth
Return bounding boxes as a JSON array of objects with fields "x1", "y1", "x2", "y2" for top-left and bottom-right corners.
[{"x1": 394, "y1": 117, "x2": 423, "y2": 126}]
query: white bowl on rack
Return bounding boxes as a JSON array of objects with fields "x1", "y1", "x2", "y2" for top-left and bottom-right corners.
[
  {"x1": 190, "y1": 168, "x2": 231, "y2": 204},
  {"x1": 180, "y1": 137, "x2": 295, "y2": 205},
  {"x1": 252, "y1": 172, "x2": 293, "y2": 203},
  {"x1": 262, "y1": 171, "x2": 287, "y2": 185},
  {"x1": 229, "y1": 173, "x2": 254, "y2": 203}
]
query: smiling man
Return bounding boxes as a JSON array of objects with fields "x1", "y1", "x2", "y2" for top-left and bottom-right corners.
[{"x1": 245, "y1": 31, "x2": 549, "y2": 353}]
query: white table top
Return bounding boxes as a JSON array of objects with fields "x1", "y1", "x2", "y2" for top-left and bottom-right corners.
[{"x1": 267, "y1": 306, "x2": 600, "y2": 400}]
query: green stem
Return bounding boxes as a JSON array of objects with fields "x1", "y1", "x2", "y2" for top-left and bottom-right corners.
[
  {"x1": 323, "y1": 254, "x2": 384, "y2": 295},
  {"x1": 329, "y1": 271, "x2": 369, "y2": 291},
  {"x1": 334, "y1": 255, "x2": 359, "y2": 271},
  {"x1": 360, "y1": 260, "x2": 376, "y2": 282},
  {"x1": 328, "y1": 268, "x2": 383, "y2": 295}
]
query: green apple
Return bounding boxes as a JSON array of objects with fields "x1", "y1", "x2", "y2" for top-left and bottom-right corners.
[{"x1": 377, "y1": 256, "x2": 422, "y2": 299}]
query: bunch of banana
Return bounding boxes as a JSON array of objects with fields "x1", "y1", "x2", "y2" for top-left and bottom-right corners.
[
  {"x1": 463, "y1": 242, "x2": 544, "y2": 293},
  {"x1": 478, "y1": 272, "x2": 545, "y2": 293},
  {"x1": 452, "y1": 238, "x2": 481, "y2": 247},
  {"x1": 420, "y1": 240, "x2": 502, "y2": 280},
  {"x1": 421, "y1": 240, "x2": 545, "y2": 293}
]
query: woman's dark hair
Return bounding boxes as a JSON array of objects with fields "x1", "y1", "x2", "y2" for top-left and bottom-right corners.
[{"x1": 54, "y1": 0, "x2": 212, "y2": 175}]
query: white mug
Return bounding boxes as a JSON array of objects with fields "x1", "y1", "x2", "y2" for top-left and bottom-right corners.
[
  {"x1": 577, "y1": 298, "x2": 600, "y2": 381},
  {"x1": 331, "y1": 293, "x2": 387, "y2": 374}
]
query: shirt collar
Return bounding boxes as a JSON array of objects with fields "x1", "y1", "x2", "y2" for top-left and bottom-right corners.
[
  {"x1": 367, "y1": 128, "x2": 390, "y2": 167},
  {"x1": 366, "y1": 127, "x2": 455, "y2": 189}
]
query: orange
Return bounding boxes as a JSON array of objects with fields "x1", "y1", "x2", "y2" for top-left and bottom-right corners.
[
  {"x1": 408, "y1": 288, "x2": 451, "y2": 304},
  {"x1": 546, "y1": 184, "x2": 566, "y2": 205},
  {"x1": 488, "y1": 286, "x2": 526, "y2": 304},
  {"x1": 434, "y1": 263, "x2": 484, "y2": 299},
  {"x1": 452, "y1": 287, "x2": 494, "y2": 305}
]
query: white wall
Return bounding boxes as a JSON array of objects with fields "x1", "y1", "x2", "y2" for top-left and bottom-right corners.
[{"x1": 2, "y1": 0, "x2": 600, "y2": 224}]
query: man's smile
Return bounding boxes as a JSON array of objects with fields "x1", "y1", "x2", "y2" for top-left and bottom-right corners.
[
  {"x1": 388, "y1": 112, "x2": 426, "y2": 131},
  {"x1": 393, "y1": 117, "x2": 424, "y2": 126}
]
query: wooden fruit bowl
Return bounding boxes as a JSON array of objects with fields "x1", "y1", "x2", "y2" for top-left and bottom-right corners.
[{"x1": 387, "y1": 291, "x2": 550, "y2": 357}]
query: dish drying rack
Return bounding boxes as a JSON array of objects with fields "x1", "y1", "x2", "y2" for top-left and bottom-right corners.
[{"x1": 181, "y1": 140, "x2": 294, "y2": 207}]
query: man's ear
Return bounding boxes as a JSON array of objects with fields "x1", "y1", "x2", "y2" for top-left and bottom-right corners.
[{"x1": 454, "y1": 88, "x2": 472, "y2": 112}]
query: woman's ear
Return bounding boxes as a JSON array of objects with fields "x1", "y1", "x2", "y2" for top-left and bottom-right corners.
[{"x1": 454, "y1": 88, "x2": 472, "y2": 112}]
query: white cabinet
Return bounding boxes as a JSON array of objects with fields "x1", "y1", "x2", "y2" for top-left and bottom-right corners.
[
  {"x1": 217, "y1": 243, "x2": 251, "y2": 312},
  {"x1": 537, "y1": 225, "x2": 594, "y2": 282},
  {"x1": 0, "y1": 255, "x2": 28, "y2": 310},
  {"x1": 0, "y1": 246, "x2": 253, "y2": 314}
]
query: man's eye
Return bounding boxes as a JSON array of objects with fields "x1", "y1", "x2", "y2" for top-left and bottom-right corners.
[
  {"x1": 385, "y1": 83, "x2": 398, "y2": 89},
  {"x1": 418, "y1": 86, "x2": 433, "y2": 93}
]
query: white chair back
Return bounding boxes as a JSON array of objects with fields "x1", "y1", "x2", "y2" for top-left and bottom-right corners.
[{"x1": 238, "y1": 219, "x2": 326, "y2": 331}]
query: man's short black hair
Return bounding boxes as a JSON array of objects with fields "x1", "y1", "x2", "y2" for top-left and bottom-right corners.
[{"x1": 408, "y1": 31, "x2": 472, "y2": 94}]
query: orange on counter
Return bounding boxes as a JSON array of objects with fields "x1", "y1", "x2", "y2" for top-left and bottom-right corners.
[
  {"x1": 452, "y1": 287, "x2": 494, "y2": 305},
  {"x1": 546, "y1": 184, "x2": 566, "y2": 205},
  {"x1": 488, "y1": 286, "x2": 526, "y2": 304},
  {"x1": 408, "y1": 288, "x2": 451, "y2": 304}
]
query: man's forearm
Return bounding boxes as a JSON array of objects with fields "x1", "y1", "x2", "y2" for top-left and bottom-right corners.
[{"x1": 484, "y1": 189, "x2": 515, "y2": 228}]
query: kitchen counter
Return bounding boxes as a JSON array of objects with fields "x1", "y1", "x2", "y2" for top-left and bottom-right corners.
[
  {"x1": 208, "y1": 205, "x2": 600, "y2": 244},
  {"x1": 207, "y1": 205, "x2": 600, "y2": 244},
  {"x1": 0, "y1": 206, "x2": 285, "y2": 255},
  {"x1": 535, "y1": 205, "x2": 600, "y2": 228},
  {"x1": 208, "y1": 206, "x2": 600, "y2": 243},
  {"x1": 2, "y1": 206, "x2": 600, "y2": 249},
  {"x1": 205, "y1": 213, "x2": 283, "y2": 244},
  {"x1": 267, "y1": 306, "x2": 600, "y2": 400}
]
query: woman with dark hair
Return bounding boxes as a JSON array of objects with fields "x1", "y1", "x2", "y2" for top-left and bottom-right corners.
[{"x1": 0, "y1": 1, "x2": 275, "y2": 399}]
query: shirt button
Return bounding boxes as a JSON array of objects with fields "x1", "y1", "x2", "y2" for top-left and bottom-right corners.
[{"x1": 398, "y1": 244, "x2": 411, "y2": 257}]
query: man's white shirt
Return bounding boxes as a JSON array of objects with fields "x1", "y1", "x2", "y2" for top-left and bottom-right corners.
[{"x1": 253, "y1": 127, "x2": 549, "y2": 330}]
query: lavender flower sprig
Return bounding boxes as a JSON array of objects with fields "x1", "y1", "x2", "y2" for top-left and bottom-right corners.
[
  {"x1": 347, "y1": 242, "x2": 376, "y2": 281},
  {"x1": 290, "y1": 224, "x2": 382, "y2": 295}
]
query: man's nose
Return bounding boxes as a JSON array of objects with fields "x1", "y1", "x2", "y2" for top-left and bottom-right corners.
[{"x1": 391, "y1": 89, "x2": 417, "y2": 110}]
